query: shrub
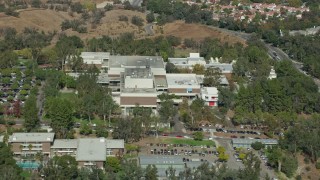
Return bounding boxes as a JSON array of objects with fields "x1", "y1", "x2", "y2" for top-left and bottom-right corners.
[
  {"x1": 316, "y1": 162, "x2": 320, "y2": 169},
  {"x1": 304, "y1": 157, "x2": 310, "y2": 164},
  {"x1": 131, "y1": 16, "x2": 144, "y2": 27},
  {"x1": 305, "y1": 166, "x2": 311, "y2": 171},
  {"x1": 80, "y1": 123, "x2": 92, "y2": 135},
  {"x1": 5, "y1": 8, "x2": 19, "y2": 17},
  {"x1": 8, "y1": 120, "x2": 16, "y2": 126},
  {"x1": 119, "y1": 15, "x2": 128, "y2": 22},
  {"x1": 193, "y1": 131, "x2": 204, "y2": 141}
]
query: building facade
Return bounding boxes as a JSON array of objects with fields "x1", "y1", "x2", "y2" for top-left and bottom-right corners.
[{"x1": 9, "y1": 133, "x2": 55, "y2": 157}]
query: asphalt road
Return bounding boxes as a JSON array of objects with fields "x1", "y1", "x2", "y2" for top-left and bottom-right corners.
[{"x1": 145, "y1": 23, "x2": 154, "y2": 35}]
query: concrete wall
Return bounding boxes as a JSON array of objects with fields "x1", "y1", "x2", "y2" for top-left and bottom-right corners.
[
  {"x1": 78, "y1": 161, "x2": 104, "y2": 169},
  {"x1": 168, "y1": 88, "x2": 200, "y2": 94},
  {"x1": 120, "y1": 96, "x2": 157, "y2": 106}
]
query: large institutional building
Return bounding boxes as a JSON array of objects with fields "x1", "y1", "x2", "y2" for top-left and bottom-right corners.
[{"x1": 68, "y1": 52, "x2": 234, "y2": 114}]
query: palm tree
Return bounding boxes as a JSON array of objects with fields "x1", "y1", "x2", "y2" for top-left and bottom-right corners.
[{"x1": 28, "y1": 144, "x2": 33, "y2": 155}]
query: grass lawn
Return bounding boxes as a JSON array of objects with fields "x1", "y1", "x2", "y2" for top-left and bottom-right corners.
[
  {"x1": 20, "y1": 171, "x2": 31, "y2": 179},
  {"x1": 163, "y1": 138, "x2": 215, "y2": 147}
]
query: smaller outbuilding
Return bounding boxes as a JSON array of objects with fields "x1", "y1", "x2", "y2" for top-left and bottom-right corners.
[{"x1": 231, "y1": 138, "x2": 278, "y2": 149}]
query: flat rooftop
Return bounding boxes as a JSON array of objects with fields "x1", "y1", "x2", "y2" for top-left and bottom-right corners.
[
  {"x1": 166, "y1": 74, "x2": 200, "y2": 87},
  {"x1": 9, "y1": 133, "x2": 55, "y2": 143},
  {"x1": 125, "y1": 68, "x2": 152, "y2": 79},
  {"x1": 51, "y1": 139, "x2": 78, "y2": 149},
  {"x1": 169, "y1": 57, "x2": 205, "y2": 65},
  {"x1": 105, "y1": 139, "x2": 124, "y2": 149},
  {"x1": 109, "y1": 56, "x2": 164, "y2": 69},
  {"x1": 201, "y1": 87, "x2": 218, "y2": 95},
  {"x1": 76, "y1": 138, "x2": 106, "y2": 161},
  {"x1": 205, "y1": 63, "x2": 233, "y2": 73},
  {"x1": 81, "y1": 52, "x2": 110, "y2": 59}
]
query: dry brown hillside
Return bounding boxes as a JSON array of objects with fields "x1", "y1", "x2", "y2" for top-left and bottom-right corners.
[
  {"x1": 0, "y1": 9, "x2": 75, "y2": 32},
  {"x1": 0, "y1": 8, "x2": 246, "y2": 45},
  {"x1": 160, "y1": 21, "x2": 246, "y2": 45}
]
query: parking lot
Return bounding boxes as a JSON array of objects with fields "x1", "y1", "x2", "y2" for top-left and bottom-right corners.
[
  {"x1": 138, "y1": 138, "x2": 219, "y2": 163},
  {"x1": 0, "y1": 68, "x2": 36, "y2": 112}
]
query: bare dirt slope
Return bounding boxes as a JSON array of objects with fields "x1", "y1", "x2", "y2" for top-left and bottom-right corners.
[
  {"x1": 0, "y1": 9, "x2": 75, "y2": 32},
  {"x1": 161, "y1": 21, "x2": 246, "y2": 45},
  {"x1": 0, "y1": 9, "x2": 147, "y2": 39}
]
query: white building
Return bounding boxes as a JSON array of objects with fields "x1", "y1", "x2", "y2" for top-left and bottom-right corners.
[
  {"x1": 200, "y1": 87, "x2": 219, "y2": 107},
  {"x1": 81, "y1": 52, "x2": 110, "y2": 68},
  {"x1": 268, "y1": 67, "x2": 277, "y2": 80}
]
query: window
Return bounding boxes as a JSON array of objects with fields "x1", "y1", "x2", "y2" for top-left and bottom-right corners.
[{"x1": 187, "y1": 88, "x2": 192, "y2": 93}]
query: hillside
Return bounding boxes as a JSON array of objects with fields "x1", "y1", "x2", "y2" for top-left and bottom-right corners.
[
  {"x1": 0, "y1": 9, "x2": 246, "y2": 46},
  {"x1": 161, "y1": 21, "x2": 246, "y2": 45}
]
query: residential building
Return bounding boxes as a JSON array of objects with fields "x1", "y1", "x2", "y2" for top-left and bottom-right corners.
[
  {"x1": 200, "y1": 87, "x2": 218, "y2": 107},
  {"x1": 231, "y1": 138, "x2": 278, "y2": 148},
  {"x1": 51, "y1": 139, "x2": 78, "y2": 157},
  {"x1": 8, "y1": 133, "x2": 55, "y2": 157},
  {"x1": 76, "y1": 138, "x2": 107, "y2": 169},
  {"x1": 106, "y1": 139, "x2": 125, "y2": 157}
]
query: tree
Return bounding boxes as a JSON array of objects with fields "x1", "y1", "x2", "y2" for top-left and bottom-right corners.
[
  {"x1": 239, "y1": 152, "x2": 261, "y2": 180},
  {"x1": 167, "y1": 166, "x2": 177, "y2": 180},
  {"x1": 42, "y1": 155, "x2": 78, "y2": 179},
  {"x1": 267, "y1": 147, "x2": 283, "y2": 172},
  {"x1": 106, "y1": 157, "x2": 121, "y2": 173},
  {"x1": 159, "y1": 99, "x2": 177, "y2": 124},
  {"x1": 55, "y1": 35, "x2": 83, "y2": 70},
  {"x1": 218, "y1": 153, "x2": 229, "y2": 162},
  {"x1": 281, "y1": 155, "x2": 298, "y2": 178},
  {"x1": 192, "y1": 64, "x2": 205, "y2": 75},
  {"x1": 95, "y1": 126, "x2": 108, "y2": 138},
  {"x1": 13, "y1": 100, "x2": 21, "y2": 118},
  {"x1": 165, "y1": 63, "x2": 178, "y2": 73},
  {"x1": 0, "y1": 51, "x2": 18, "y2": 68},
  {"x1": 193, "y1": 131, "x2": 204, "y2": 141},
  {"x1": 45, "y1": 98, "x2": 74, "y2": 138},
  {"x1": 31, "y1": 0, "x2": 41, "y2": 8},
  {"x1": 23, "y1": 95, "x2": 39, "y2": 132},
  {"x1": 251, "y1": 142, "x2": 265, "y2": 150},
  {"x1": 203, "y1": 67, "x2": 221, "y2": 87},
  {"x1": 0, "y1": 142, "x2": 22, "y2": 179},
  {"x1": 145, "y1": 164, "x2": 158, "y2": 180}
]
